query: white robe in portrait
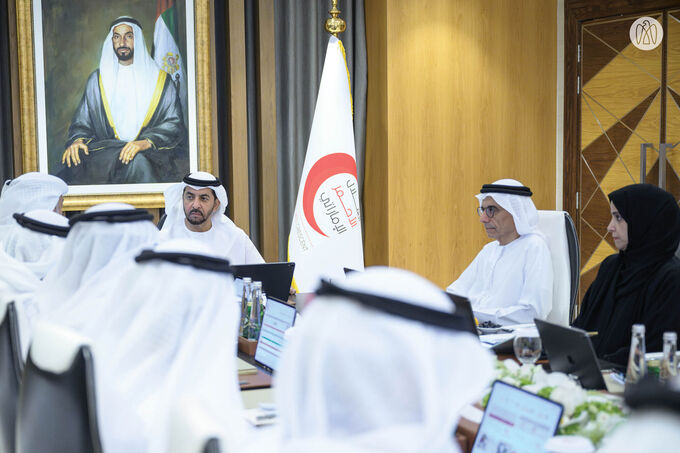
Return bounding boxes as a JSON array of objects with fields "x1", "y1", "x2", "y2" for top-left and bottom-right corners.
[
  {"x1": 447, "y1": 234, "x2": 553, "y2": 325},
  {"x1": 160, "y1": 221, "x2": 264, "y2": 265}
]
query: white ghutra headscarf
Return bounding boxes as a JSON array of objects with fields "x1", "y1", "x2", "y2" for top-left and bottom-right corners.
[
  {"x1": 99, "y1": 17, "x2": 161, "y2": 141},
  {"x1": 0, "y1": 210, "x2": 70, "y2": 358},
  {"x1": 0, "y1": 172, "x2": 67, "y2": 226},
  {"x1": 51, "y1": 239, "x2": 247, "y2": 453},
  {"x1": 1, "y1": 210, "x2": 69, "y2": 279},
  {"x1": 161, "y1": 172, "x2": 247, "y2": 252},
  {"x1": 30, "y1": 203, "x2": 158, "y2": 324},
  {"x1": 250, "y1": 266, "x2": 494, "y2": 453},
  {"x1": 475, "y1": 178, "x2": 540, "y2": 236},
  {"x1": 162, "y1": 171, "x2": 229, "y2": 226}
]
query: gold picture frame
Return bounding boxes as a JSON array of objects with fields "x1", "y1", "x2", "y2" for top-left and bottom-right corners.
[{"x1": 13, "y1": 0, "x2": 215, "y2": 211}]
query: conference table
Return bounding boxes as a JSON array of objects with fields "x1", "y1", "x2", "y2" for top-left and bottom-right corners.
[
  {"x1": 238, "y1": 352, "x2": 274, "y2": 411},
  {"x1": 235, "y1": 298, "x2": 535, "y2": 452},
  {"x1": 234, "y1": 299, "x2": 623, "y2": 452}
]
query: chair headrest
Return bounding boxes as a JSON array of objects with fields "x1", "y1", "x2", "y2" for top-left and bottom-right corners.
[
  {"x1": 0, "y1": 301, "x2": 8, "y2": 323},
  {"x1": 29, "y1": 321, "x2": 91, "y2": 374}
]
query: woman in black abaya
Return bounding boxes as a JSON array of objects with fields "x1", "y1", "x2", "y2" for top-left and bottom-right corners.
[{"x1": 573, "y1": 184, "x2": 680, "y2": 366}]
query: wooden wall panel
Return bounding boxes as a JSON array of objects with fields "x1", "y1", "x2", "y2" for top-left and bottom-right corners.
[
  {"x1": 363, "y1": 0, "x2": 389, "y2": 266},
  {"x1": 256, "y1": 0, "x2": 278, "y2": 261},
  {"x1": 365, "y1": 0, "x2": 557, "y2": 287},
  {"x1": 7, "y1": 0, "x2": 21, "y2": 175},
  {"x1": 227, "y1": 0, "x2": 250, "y2": 232}
]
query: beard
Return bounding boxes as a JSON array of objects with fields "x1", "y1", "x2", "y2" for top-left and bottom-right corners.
[
  {"x1": 185, "y1": 208, "x2": 208, "y2": 225},
  {"x1": 115, "y1": 46, "x2": 134, "y2": 62}
]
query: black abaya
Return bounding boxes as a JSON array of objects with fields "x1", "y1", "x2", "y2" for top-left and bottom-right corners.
[{"x1": 573, "y1": 184, "x2": 680, "y2": 365}]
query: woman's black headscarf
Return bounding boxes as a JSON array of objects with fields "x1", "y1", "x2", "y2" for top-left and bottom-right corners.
[{"x1": 573, "y1": 184, "x2": 680, "y2": 365}]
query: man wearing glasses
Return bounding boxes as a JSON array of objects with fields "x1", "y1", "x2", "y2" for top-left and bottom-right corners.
[{"x1": 446, "y1": 179, "x2": 553, "y2": 325}]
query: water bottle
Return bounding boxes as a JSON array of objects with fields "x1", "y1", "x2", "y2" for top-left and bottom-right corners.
[
  {"x1": 259, "y1": 291, "x2": 267, "y2": 325},
  {"x1": 239, "y1": 277, "x2": 252, "y2": 336},
  {"x1": 625, "y1": 324, "x2": 647, "y2": 388},
  {"x1": 246, "y1": 282, "x2": 262, "y2": 340},
  {"x1": 660, "y1": 331, "x2": 678, "y2": 382}
]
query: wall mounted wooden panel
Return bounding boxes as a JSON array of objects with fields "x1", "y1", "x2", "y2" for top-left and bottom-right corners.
[
  {"x1": 365, "y1": 0, "x2": 557, "y2": 287},
  {"x1": 220, "y1": 0, "x2": 278, "y2": 260},
  {"x1": 256, "y1": 0, "x2": 279, "y2": 262},
  {"x1": 226, "y1": 0, "x2": 250, "y2": 231},
  {"x1": 364, "y1": 0, "x2": 388, "y2": 266}
]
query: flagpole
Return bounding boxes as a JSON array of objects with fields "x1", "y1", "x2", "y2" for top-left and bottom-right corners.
[{"x1": 325, "y1": 0, "x2": 346, "y2": 36}]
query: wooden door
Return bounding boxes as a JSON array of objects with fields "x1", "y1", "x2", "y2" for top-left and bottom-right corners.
[
  {"x1": 578, "y1": 13, "x2": 662, "y2": 299},
  {"x1": 578, "y1": 11, "x2": 680, "y2": 301},
  {"x1": 667, "y1": 10, "x2": 680, "y2": 180}
]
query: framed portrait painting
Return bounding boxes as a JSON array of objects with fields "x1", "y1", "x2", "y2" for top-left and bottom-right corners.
[{"x1": 15, "y1": 0, "x2": 214, "y2": 209}]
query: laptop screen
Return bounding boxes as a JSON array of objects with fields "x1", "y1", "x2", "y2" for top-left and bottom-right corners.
[
  {"x1": 231, "y1": 262, "x2": 295, "y2": 302},
  {"x1": 446, "y1": 293, "x2": 478, "y2": 335},
  {"x1": 471, "y1": 380, "x2": 563, "y2": 453},
  {"x1": 534, "y1": 318, "x2": 610, "y2": 389},
  {"x1": 254, "y1": 298, "x2": 297, "y2": 372}
]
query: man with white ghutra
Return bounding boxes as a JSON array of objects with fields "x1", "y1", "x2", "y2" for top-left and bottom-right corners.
[
  {"x1": 49, "y1": 239, "x2": 249, "y2": 453},
  {"x1": 28, "y1": 203, "x2": 159, "y2": 343},
  {"x1": 0, "y1": 210, "x2": 70, "y2": 358},
  {"x1": 447, "y1": 179, "x2": 553, "y2": 326},
  {"x1": 0, "y1": 172, "x2": 67, "y2": 235},
  {"x1": 161, "y1": 171, "x2": 264, "y2": 264},
  {"x1": 242, "y1": 266, "x2": 494, "y2": 453}
]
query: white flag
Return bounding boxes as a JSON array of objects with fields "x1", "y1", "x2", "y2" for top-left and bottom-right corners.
[{"x1": 288, "y1": 36, "x2": 364, "y2": 292}]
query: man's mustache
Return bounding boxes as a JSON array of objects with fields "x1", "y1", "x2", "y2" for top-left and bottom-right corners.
[{"x1": 116, "y1": 47, "x2": 131, "y2": 53}]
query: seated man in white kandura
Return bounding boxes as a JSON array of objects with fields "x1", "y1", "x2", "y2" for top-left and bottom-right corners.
[
  {"x1": 447, "y1": 179, "x2": 553, "y2": 325},
  {"x1": 160, "y1": 171, "x2": 264, "y2": 264}
]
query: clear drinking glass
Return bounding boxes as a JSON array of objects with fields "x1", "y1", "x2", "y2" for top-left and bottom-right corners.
[{"x1": 513, "y1": 331, "x2": 542, "y2": 365}]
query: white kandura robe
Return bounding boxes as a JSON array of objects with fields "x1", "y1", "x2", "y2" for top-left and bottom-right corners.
[
  {"x1": 50, "y1": 239, "x2": 249, "y2": 453},
  {"x1": 0, "y1": 251, "x2": 43, "y2": 359},
  {"x1": 447, "y1": 234, "x2": 553, "y2": 325},
  {"x1": 160, "y1": 221, "x2": 264, "y2": 265}
]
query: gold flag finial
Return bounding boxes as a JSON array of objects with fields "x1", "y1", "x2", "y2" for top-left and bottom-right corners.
[{"x1": 325, "y1": 0, "x2": 346, "y2": 37}]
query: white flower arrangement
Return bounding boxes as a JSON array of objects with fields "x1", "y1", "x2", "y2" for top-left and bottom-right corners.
[{"x1": 483, "y1": 359, "x2": 628, "y2": 446}]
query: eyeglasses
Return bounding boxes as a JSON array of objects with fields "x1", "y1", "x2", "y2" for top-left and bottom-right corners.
[{"x1": 477, "y1": 206, "x2": 499, "y2": 218}]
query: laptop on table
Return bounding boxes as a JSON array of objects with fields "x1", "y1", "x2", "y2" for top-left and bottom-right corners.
[
  {"x1": 231, "y1": 262, "x2": 295, "y2": 302},
  {"x1": 446, "y1": 293, "x2": 478, "y2": 335},
  {"x1": 534, "y1": 319, "x2": 624, "y2": 391},
  {"x1": 446, "y1": 292, "x2": 524, "y2": 350},
  {"x1": 471, "y1": 380, "x2": 563, "y2": 453},
  {"x1": 253, "y1": 297, "x2": 297, "y2": 373}
]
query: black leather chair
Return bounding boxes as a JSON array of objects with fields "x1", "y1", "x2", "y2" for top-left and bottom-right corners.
[
  {"x1": 564, "y1": 212, "x2": 580, "y2": 323},
  {"x1": 203, "y1": 438, "x2": 223, "y2": 453},
  {"x1": 157, "y1": 212, "x2": 167, "y2": 229},
  {"x1": 0, "y1": 302, "x2": 23, "y2": 453},
  {"x1": 15, "y1": 323, "x2": 103, "y2": 453}
]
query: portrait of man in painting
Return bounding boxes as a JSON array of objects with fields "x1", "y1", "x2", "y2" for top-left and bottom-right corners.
[{"x1": 39, "y1": 0, "x2": 191, "y2": 186}]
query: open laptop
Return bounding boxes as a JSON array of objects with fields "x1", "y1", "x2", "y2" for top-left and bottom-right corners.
[
  {"x1": 446, "y1": 293, "x2": 478, "y2": 335},
  {"x1": 253, "y1": 297, "x2": 297, "y2": 373},
  {"x1": 231, "y1": 262, "x2": 295, "y2": 302},
  {"x1": 535, "y1": 319, "x2": 624, "y2": 391},
  {"x1": 472, "y1": 380, "x2": 563, "y2": 453}
]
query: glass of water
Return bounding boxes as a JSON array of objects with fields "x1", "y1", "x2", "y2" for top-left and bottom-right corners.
[{"x1": 513, "y1": 330, "x2": 542, "y2": 365}]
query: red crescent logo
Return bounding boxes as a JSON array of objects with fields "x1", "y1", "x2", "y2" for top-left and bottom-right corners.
[{"x1": 302, "y1": 153, "x2": 357, "y2": 237}]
